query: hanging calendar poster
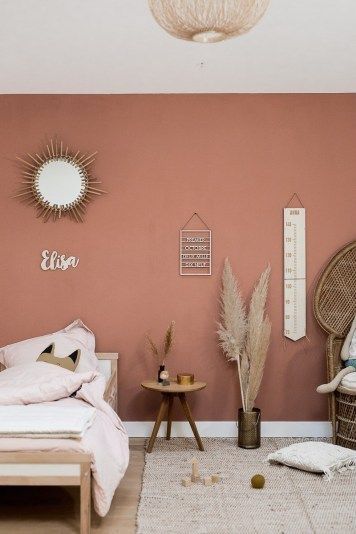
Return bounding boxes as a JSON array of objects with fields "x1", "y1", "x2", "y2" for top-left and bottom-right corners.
[{"x1": 180, "y1": 213, "x2": 212, "y2": 276}]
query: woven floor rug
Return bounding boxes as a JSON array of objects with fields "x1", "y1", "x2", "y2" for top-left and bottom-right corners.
[{"x1": 136, "y1": 438, "x2": 356, "y2": 534}]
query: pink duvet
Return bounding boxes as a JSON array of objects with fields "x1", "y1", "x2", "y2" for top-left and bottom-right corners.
[{"x1": 0, "y1": 362, "x2": 129, "y2": 516}]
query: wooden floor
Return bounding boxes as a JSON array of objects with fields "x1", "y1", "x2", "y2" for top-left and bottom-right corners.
[{"x1": 0, "y1": 438, "x2": 145, "y2": 534}]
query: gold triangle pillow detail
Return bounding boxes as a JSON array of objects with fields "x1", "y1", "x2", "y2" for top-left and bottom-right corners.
[{"x1": 37, "y1": 343, "x2": 81, "y2": 372}]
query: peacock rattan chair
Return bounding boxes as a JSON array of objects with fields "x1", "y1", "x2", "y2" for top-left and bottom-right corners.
[{"x1": 313, "y1": 241, "x2": 356, "y2": 447}]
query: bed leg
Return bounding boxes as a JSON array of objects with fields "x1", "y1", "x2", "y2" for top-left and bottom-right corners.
[{"x1": 80, "y1": 462, "x2": 91, "y2": 534}]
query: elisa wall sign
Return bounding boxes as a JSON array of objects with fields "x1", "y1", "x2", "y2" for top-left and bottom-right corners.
[{"x1": 41, "y1": 250, "x2": 79, "y2": 271}]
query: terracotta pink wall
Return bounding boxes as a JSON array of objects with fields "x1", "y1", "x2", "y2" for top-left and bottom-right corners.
[{"x1": 0, "y1": 94, "x2": 355, "y2": 422}]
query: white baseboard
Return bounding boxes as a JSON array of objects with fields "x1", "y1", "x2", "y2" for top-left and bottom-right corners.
[{"x1": 124, "y1": 421, "x2": 332, "y2": 438}]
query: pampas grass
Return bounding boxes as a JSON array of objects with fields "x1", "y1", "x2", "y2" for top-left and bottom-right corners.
[
  {"x1": 146, "y1": 335, "x2": 160, "y2": 365},
  {"x1": 217, "y1": 259, "x2": 247, "y2": 362},
  {"x1": 147, "y1": 321, "x2": 175, "y2": 365},
  {"x1": 244, "y1": 265, "x2": 271, "y2": 411},
  {"x1": 217, "y1": 260, "x2": 271, "y2": 412},
  {"x1": 163, "y1": 321, "x2": 175, "y2": 358},
  {"x1": 217, "y1": 258, "x2": 247, "y2": 410}
]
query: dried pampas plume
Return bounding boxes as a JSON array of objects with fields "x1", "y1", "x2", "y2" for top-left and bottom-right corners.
[
  {"x1": 217, "y1": 258, "x2": 247, "y2": 362},
  {"x1": 218, "y1": 260, "x2": 271, "y2": 412},
  {"x1": 163, "y1": 321, "x2": 175, "y2": 357},
  {"x1": 217, "y1": 258, "x2": 247, "y2": 410},
  {"x1": 146, "y1": 335, "x2": 160, "y2": 365},
  {"x1": 244, "y1": 265, "x2": 271, "y2": 411},
  {"x1": 147, "y1": 321, "x2": 175, "y2": 365}
]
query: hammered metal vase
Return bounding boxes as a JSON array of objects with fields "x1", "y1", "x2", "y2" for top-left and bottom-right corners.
[{"x1": 238, "y1": 407, "x2": 261, "y2": 449}]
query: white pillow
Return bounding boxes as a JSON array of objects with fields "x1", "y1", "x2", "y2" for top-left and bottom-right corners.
[
  {"x1": 267, "y1": 441, "x2": 356, "y2": 480},
  {"x1": 0, "y1": 319, "x2": 98, "y2": 373}
]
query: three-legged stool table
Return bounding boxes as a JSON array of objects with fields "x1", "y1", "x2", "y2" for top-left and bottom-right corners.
[{"x1": 141, "y1": 380, "x2": 207, "y2": 453}]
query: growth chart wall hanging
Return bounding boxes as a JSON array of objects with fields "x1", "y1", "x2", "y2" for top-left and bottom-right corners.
[
  {"x1": 283, "y1": 194, "x2": 306, "y2": 341},
  {"x1": 180, "y1": 213, "x2": 211, "y2": 276}
]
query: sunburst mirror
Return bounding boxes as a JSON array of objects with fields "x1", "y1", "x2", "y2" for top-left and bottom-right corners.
[{"x1": 14, "y1": 139, "x2": 106, "y2": 222}]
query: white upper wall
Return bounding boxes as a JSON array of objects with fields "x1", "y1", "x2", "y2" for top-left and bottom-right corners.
[{"x1": 0, "y1": 0, "x2": 355, "y2": 94}]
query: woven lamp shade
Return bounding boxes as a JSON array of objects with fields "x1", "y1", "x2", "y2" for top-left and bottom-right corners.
[{"x1": 148, "y1": 0, "x2": 269, "y2": 43}]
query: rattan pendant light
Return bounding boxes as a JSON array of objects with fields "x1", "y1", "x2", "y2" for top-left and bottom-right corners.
[{"x1": 148, "y1": 0, "x2": 270, "y2": 43}]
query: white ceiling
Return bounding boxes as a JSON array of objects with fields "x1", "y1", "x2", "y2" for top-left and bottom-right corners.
[{"x1": 0, "y1": 0, "x2": 355, "y2": 94}]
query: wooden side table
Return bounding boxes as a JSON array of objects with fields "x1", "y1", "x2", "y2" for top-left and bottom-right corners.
[{"x1": 141, "y1": 380, "x2": 207, "y2": 453}]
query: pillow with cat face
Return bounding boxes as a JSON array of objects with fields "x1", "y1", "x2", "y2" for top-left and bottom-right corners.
[
  {"x1": 37, "y1": 343, "x2": 81, "y2": 371},
  {"x1": 0, "y1": 319, "x2": 97, "y2": 373}
]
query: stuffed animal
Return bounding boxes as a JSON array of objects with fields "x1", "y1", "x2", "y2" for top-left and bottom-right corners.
[
  {"x1": 37, "y1": 343, "x2": 80, "y2": 371},
  {"x1": 317, "y1": 315, "x2": 356, "y2": 394}
]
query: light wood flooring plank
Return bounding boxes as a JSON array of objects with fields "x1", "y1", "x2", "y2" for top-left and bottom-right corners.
[{"x1": 0, "y1": 438, "x2": 145, "y2": 534}]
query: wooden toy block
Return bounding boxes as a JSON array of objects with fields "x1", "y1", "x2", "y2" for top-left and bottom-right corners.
[
  {"x1": 191, "y1": 475, "x2": 201, "y2": 483},
  {"x1": 191, "y1": 458, "x2": 200, "y2": 483},
  {"x1": 203, "y1": 476, "x2": 213, "y2": 486},
  {"x1": 181, "y1": 477, "x2": 192, "y2": 487},
  {"x1": 211, "y1": 474, "x2": 221, "y2": 483}
]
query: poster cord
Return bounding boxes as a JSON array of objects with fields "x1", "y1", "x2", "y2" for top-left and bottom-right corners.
[{"x1": 181, "y1": 212, "x2": 210, "y2": 230}]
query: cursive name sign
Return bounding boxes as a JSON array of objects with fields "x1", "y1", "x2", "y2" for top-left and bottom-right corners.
[{"x1": 41, "y1": 250, "x2": 79, "y2": 271}]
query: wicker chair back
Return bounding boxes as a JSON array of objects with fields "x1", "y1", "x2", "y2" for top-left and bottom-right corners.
[{"x1": 313, "y1": 241, "x2": 356, "y2": 337}]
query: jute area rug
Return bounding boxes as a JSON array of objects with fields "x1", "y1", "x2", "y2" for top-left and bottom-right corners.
[{"x1": 136, "y1": 438, "x2": 356, "y2": 534}]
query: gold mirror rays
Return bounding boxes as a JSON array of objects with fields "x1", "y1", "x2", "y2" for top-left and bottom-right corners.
[{"x1": 14, "y1": 139, "x2": 106, "y2": 222}]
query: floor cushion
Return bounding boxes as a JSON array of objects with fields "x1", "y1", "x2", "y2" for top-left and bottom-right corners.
[{"x1": 267, "y1": 441, "x2": 356, "y2": 479}]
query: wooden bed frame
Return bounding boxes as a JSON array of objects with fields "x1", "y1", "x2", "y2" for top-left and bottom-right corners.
[{"x1": 0, "y1": 352, "x2": 118, "y2": 534}]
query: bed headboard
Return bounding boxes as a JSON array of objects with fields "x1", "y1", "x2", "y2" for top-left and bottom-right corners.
[
  {"x1": 98, "y1": 353, "x2": 118, "y2": 412},
  {"x1": 97, "y1": 352, "x2": 118, "y2": 383}
]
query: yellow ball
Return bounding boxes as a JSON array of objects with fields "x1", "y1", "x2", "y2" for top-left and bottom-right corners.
[{"x1": 251, "y1": 474, "x2": 265, "y2": 489}]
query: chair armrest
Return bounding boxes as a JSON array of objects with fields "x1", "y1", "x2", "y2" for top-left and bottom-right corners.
[{"x1": 326, "y1": 334, "x2": 344, "y2": 381}]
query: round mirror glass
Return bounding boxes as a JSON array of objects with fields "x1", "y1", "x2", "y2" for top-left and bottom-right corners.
[
  {"x1": 15, "y1": 139, "x2": 103, "y2": 222},
  {"x1": 36, "y1": 159, "x2": 85, "y2": 207}
]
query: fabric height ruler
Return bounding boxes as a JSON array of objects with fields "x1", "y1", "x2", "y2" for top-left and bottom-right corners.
[{"x1": 283, "y1": 205, "x2": 306, "y2": 341}]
